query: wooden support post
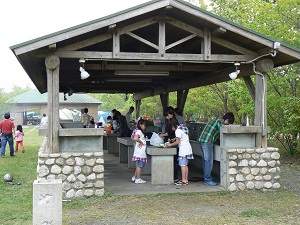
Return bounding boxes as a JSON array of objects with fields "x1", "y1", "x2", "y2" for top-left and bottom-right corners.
[
  {"x1": 176, "y1": 89, "x2": 189, "y2": 113},
  {"x1": 159, "y1": 20, "x2": 166, "y2": 55},
  {"x1": 243, "y1": 76, "x2": 255, "y2": 101},
  {"x1": 112, "y1": 31, "x2": 120, "y2": 58},
  {"x1": 160, "y1": 93, "x2": 169, "y2": 112},
  {"x1": 177, "y1": 90, "x2": 183, "y2": 110},
  {"x1": 45, "y1": 54, "x2": 60, "y2": 153},
  {"x1": 203, "y1": 27, "x2": 211, "y2": 61},
  {"x1": 254, "y1": 74, "x2": 267, "y2": 148},
  {"x1": 135, "y1": 99, "x2": 141, "y2": 120}
]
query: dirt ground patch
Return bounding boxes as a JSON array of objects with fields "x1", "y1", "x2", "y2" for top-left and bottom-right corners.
[
  {"x1": 280, "y1": 154, "x2": 300, "y2": 193},
  {"x1": 63, "y1": 155, "x2": 300, "y2": 225}
]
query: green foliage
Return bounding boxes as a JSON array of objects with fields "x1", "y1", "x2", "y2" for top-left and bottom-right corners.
[
  {"x1": 205, "y1": 0, "x2": 300, "y2": 154},
  {"x1": 89, "y1": 93, "x2": 136, "y2": 115}
]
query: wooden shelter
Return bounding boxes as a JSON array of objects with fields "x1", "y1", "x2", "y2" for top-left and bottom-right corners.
[{"x1": 10, "y1": 0, "x2": 300, "y2": 152}]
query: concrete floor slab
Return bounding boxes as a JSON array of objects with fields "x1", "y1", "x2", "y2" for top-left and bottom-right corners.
[{"x1": 104, "y1": 151, "x2": 224, "y2": 195}]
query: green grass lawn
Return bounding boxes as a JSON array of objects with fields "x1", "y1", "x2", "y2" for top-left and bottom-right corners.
[
  {"x1": 0, "y1": 126, "x2": 44, "y2": 225},
  {"x1": 1, "y1": 127, "x2": 300, "y2": 224}
]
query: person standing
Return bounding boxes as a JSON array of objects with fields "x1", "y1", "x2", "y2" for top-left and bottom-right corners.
[
  {"x1": 40, "y1": 113, "x2": 48, "y2": 126},
  {"x1": 80, "y1": 108, "x2": 91, "y2": 128},
  {"x1": 174, "y1": 108, "x2": 186, "y2": 125},
  {"x1": 111, "y1": 109, "x2": 118, "y2": 130},
  {"x1": 153, "y1": 106, "x2": 180, "y2": 183},
  {"x1": 15, "y1": 125, "x2": 25, "y2": 153},
  {"x1": 131, "y1": 119, "x2": 147, "y2": 184},
  {"x1": 166, "y1": 118, "x2": 193, "y2": 185},
  {"x1": 125, "y1": 106, "x2": 135, "y2": 129},
  {"x1": 198, "y1": 112, "x2": 235, "y2": 186},
  {"x1": 153, "y1": 106, "x2": 175, "y2": 136},
  {"x1": 115, "y1": 111, "x2": 130, "y2": 137},
  {"x1": 0, "y1": 112, "x2": 16, "y2": 157}
]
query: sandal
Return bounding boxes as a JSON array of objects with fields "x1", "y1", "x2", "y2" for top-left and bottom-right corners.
[
  {"x1": 175, "y1": 180, "x2": 188, "y2": 185},
  {"x1": 175, "y1": 180, "x2": 183, "y2": 185}
]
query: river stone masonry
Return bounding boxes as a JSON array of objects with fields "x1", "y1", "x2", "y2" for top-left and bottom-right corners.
[
  {"x1": 37, "y1": 151, "x2": 104, "y2": 199},
  {"x1": 226, "y1": 147, "x2": 280, "y2": 191}
]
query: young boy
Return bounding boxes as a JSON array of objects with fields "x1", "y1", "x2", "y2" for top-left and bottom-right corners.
[{"x1": 166, "y1": 118, "x2": 193, "y2": 185}]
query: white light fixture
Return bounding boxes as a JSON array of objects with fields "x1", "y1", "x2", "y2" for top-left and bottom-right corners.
[
  {"x1": 229, "y1": 63, "x2": 240, "y2": 80},
  {"x1": 115, "y1": 71, "x2": 169, "y2": 76},
  {"x1": 80, "y1": 67, "x2": 90, "y2": 80},
  {"x1": 229, "y1": 70, "x2": 240, "y2": 80},
  {"x1": 273, "y1": 42, "x2": 281, "y2": 50},
  {"x1": 79, "y1": 58, "x2": 90, "y2": 80},
  {"x1": 106, "y1": 78, "x2": 152, "y2": 83}
]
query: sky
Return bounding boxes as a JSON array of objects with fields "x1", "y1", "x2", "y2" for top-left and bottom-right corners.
[{"x1": 1, "y1": 0, "x2": 152, "y2": 92}]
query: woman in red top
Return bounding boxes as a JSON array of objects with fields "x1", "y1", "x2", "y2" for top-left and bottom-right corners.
[{"x1": 0, "y1": 112, "x2": 15, "y2": 157}]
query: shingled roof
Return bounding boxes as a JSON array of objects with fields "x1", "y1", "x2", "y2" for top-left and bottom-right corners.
[{"x1": 7, "y1": 89, "x2": 102, "y2": 104}]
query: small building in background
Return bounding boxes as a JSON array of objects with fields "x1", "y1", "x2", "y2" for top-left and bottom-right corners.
[{"x1": 6, "y1": 89, "x2": 102, "y2": 126}]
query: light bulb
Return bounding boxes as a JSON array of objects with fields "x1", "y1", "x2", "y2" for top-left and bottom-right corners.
[
  {"x1": 79, "y1": 67, "x2": 90, "y2": 80},
  {"x1": 229, "y1": 70, "x2": 240, "y2": 80}
]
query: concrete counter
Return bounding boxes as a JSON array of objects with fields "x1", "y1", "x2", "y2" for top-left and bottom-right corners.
[
  {"x1": 147, "y1": 146, "x2": 177, "y2": 185},
  {"x1": 147, "y1": 146, "x2": 177, "y2": 155},
  {"x1": 59, "y1": 128, "x2": 104, "y2": 153},
  {"x1": 117, "y1": 137, "x2": 134, "y2": 146},
  {"x1": 220, "y1": 125, "x2": 262, "y2": 148},
  {"x1": 117, "y1": 137, "x2": 135, "y2": 168},
  {"x1": 117, "y1": 137, "x2": 151, "y2": 174},
  {"x1": 59, "y1": 128, "x2": 104, "y2": 136},
  {"x1": 221, "y1": 125, "x2": 261, "y2": 134},
  {"x1": 104, "y1": 132, "x2": 120, "y2": 154}
]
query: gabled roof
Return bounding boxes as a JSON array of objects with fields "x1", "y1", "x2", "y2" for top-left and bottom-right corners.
[
  {"x1": 7, "y1": 89, "x2": 102, "y2": 104},
  {"x1": 10, "y1": 0, "x2": 300, "y2": 98},
  {"x1": 10, "y1": 0, "x2": 300, "y2": 54}
]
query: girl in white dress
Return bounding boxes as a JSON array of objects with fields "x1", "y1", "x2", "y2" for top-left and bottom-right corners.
[{"x1": 131, "y1": 119, "x2": 147, "y2": 184}]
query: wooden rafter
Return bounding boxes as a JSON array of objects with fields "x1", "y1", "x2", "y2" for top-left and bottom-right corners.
[
  {"x1": 61, "y1": 17, "x2": 159, "y2": 51},
  {"x1": 165, "y1": 16, "x2": 257, "y2": 56},
  {"x1": 165, "y1": 34, "x2": 197, "y2": 50},
  {"x1": 126, "y1": 32, "x2": 159, "y2": 50}
]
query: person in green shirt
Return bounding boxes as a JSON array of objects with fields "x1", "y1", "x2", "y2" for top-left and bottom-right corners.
[{"x1": 198, "y1": 112, "x2": 235, "y2": 186}]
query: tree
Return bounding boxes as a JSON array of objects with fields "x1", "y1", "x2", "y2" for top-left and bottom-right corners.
[{"x1": 206, "y1": 0, "x2": 300, "y2": 154}]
